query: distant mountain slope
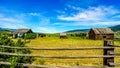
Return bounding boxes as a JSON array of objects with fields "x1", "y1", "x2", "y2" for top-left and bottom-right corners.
[
  {"x1": 109, "y1": 25, "x2": 120, "y2": 32},
  {"x1": 65, "y1": 25, "x2": 120, "y2": 33},
  {"x1": 0, "y1": 24, "x2": 120, "y2": 33},
  {"x1": 0, "y1": 28, "x2": 16, "y2": 32},
  {"x1": 65, "y1": 29, "x2": 89, "y2": 33}
]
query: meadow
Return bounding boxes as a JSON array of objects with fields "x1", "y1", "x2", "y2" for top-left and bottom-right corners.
[{"x1": 24, "y1": 37, "x2": 120, "y2": 67}]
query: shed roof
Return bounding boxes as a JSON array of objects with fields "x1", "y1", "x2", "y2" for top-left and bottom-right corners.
[
  {"x1": 60, "y1": 33, "x2": 66, "y2": 36},
  {"x1": 91, "y1": 28, "x2": 114, "y2": 34},
  {"x1": 14, "y1": 29, "x2": 32, "y2": 34}
]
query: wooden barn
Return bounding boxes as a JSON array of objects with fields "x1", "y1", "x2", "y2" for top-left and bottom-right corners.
[
  {"x1": 13, "y1": 29, "x2": 33, "y2": 38},
  {"x1": 60, "y1": 33, "x2": 67, "y2": 39},
  {"x1": 89, "y1": 28, "x2": 114, "y2": 40}
]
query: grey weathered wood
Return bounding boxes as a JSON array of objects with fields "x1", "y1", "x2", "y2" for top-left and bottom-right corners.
[
  {"x1": 109, "y1": 52, "x2": 120, "y2": 55},
  {"x1": 0, "y1": 45, "x2": 117, "y2": 50},
  {"x1": 103, "y1": 40, "x2": 114, "y2": 67},
  {"x1": 0, "y1": 61, "x2": 54, "y2": 68},
  {"x1": 0, "y1": 61, "x2": 110, "y2": 68},
  {"x1": 109, "y1": 62, "x2": 120, "y2": 66},
  {"x1": 0, "y1": 52, "x2": 118, "y2": 58}
]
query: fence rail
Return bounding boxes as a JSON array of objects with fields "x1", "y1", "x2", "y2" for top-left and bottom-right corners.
[
  {"x1": 0, "y1": 52, "x2": 118, "y2": 58},
  {"x1": 0, "y1": 61, "x2": 109, "y2": 68},
  {"x1": 109, "y1": 62, "x2": 120, "y2": 66},
  {"x1": 0, "y1": 40, "x2": 120, "y2": 68},
  {"x1": 109, "y1": 52, "x2": 120, "y2": 55},
  {"x1": 0, "y1": 45, "x2": 119, "y2": 50}
]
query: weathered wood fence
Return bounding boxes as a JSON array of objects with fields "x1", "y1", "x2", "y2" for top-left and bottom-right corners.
[{"x1": 0, "y1": 40, "x2": 120, "y2": 68}]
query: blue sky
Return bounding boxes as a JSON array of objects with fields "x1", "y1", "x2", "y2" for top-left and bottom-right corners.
[{"x1": 0, "y1": 0, "x2": 120, "y2": 33}]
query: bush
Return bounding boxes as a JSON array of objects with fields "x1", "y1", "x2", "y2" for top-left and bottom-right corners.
[
  {"x1": 0, "y1": 35, "x2": 34, "y2": 68},
  {"x1": 67, "y1": 32, "x2": 87, "y2": 39},
  {"x1": 24, "y1": 33, "x2": 36, "y2": 39},
  {"x1": 38, "y1": 59, "x2": 45, "y2": 65}
]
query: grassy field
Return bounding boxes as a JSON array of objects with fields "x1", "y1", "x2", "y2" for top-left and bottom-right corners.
[{"x1": 23, "y1": 37, "x2": 120, "y2": 67}]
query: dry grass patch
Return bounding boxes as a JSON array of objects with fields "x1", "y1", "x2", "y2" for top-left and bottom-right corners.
[{"x1": 13, "y1": 37, "x2": 120, "y2": 67}]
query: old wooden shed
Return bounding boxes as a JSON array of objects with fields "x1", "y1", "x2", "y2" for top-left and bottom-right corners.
[
  {"x1": 13, "y1": 29, "x2": 33, "y2": 38},
  {"x1": 38, "y1": 33, "x2": 46, "y2": 38},
  {"x1": 60, "y1": 33, "x2": 67, "y2": 39},
  {"x1": 89, "y1": 28, "x2": 114, "y2": 40}
]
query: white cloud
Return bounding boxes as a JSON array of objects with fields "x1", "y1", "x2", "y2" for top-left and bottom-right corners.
[
  {"x1": 53, "y1": 18, "x2": 120, "y2": 27},
  {"x1": 94, "y1": 21, "x2": 120, "y2": 25},
  {"x1": 54, "y1": 20, "x2": 120, "y2": 27},
  {"x1": 35, "y1": 27, "x2": 58, "y2": 33},
  {"x1": 0, "y1": 12, "x2": 55, "y2": 33},
  {"x1": 0, "y1": 23, "x2": 27, "y2": 29},
  {"x1": 0, "y1": 13, "x2": 27, "y2": 29},
  {"x1": 29, "y1": 13, "x2": 40, "y2": 16},
  {"x1": 58, "y1": 6, "x2": 118, "y2": 21},
  {"x1": 57, "y1": 6, "x2": 120, "y2": 27},
  {"x1": 67, "y1": 4, "x2": 83, "y2": 11},
  {"x1": 0, "y1": 17, "x2": 23, "y2": 23}
]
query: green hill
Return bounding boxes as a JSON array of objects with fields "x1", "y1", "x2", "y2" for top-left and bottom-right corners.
[
  {"x1": 109, "y1": 25, "x2": 120, "y2": 32},
  {"x1": 65, "y1": 25, "x2": 120, "y2": 33},
  {"x1": 65, "y1": 29, "x2": 89, "y2": 33},
  {"x1": 0, "y1": 25, "x2": 120, "y2": 33}
]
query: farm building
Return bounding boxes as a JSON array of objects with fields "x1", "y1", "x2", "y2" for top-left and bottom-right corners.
[
  {"x1": 13, "y1": 29, "x2": 33, "y2": 38},
  {"x1": 38, "y1": 33, "x2": 46, "y2": 38},
  {"x1": 8, "y1": 32, "x2": 14, "y2": 36},
  {"x1": 60, "y1": 33, "x2": 67, "y2": 39},
  {"x1": 89, "y1": 28, "x2": 114, "y2": 40}
]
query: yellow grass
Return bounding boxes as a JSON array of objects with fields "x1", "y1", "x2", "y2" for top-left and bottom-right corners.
[{"x1": 23, "y1": 37, "x2": 120, "y2": 67}]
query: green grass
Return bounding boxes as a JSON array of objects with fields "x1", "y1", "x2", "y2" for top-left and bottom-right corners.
[{"x1": 14, "y1": 37, "x2": 120, "y2": 67}]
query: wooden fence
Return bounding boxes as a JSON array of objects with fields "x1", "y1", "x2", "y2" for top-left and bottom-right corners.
[{"x1": 0, "y1": 40, "x2": 120, "y2": 68}]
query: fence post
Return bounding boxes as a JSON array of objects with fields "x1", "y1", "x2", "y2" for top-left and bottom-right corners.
[{"x1": 103, "y1": 40, "x2": 114, "y2": 67}]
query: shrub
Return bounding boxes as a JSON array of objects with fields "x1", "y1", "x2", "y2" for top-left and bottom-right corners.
[
  {"x1": 24, "y1": 33, "x2": 36, "y2": 39},
  {"x1": 0, "y1": 35, "x2": 34, "y2": 68},
  {"x1": 75, "y1": 33, "x2": 87, "y2": 39},
  {"x1": 38, "y1": 59, "x2": 45, "y2": 65}
]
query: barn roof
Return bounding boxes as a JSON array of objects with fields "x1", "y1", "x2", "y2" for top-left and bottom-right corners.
[
  {"x1": 14, "y1": 29, "x2": 32, "y2": 34},
  {"x1": 91, "y1": 28, "x2": 114, "y2": 34}
]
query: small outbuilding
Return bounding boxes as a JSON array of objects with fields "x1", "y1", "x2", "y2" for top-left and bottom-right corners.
[
  {"x1": 13, "y1": 28, "x2": 33, "y2": 38},
  {"x1": 38, "y1": 33, "x2": 46, "y2": 38},
  {"x1": 89, "y1": 28, "x2": 114, "y2": 40},
  {"x1": 60, "y1": 33, "x2": 67, "y2": 39},
  {"x1": 8, "y1": 32, "x2": 14, "y2": 36}
]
